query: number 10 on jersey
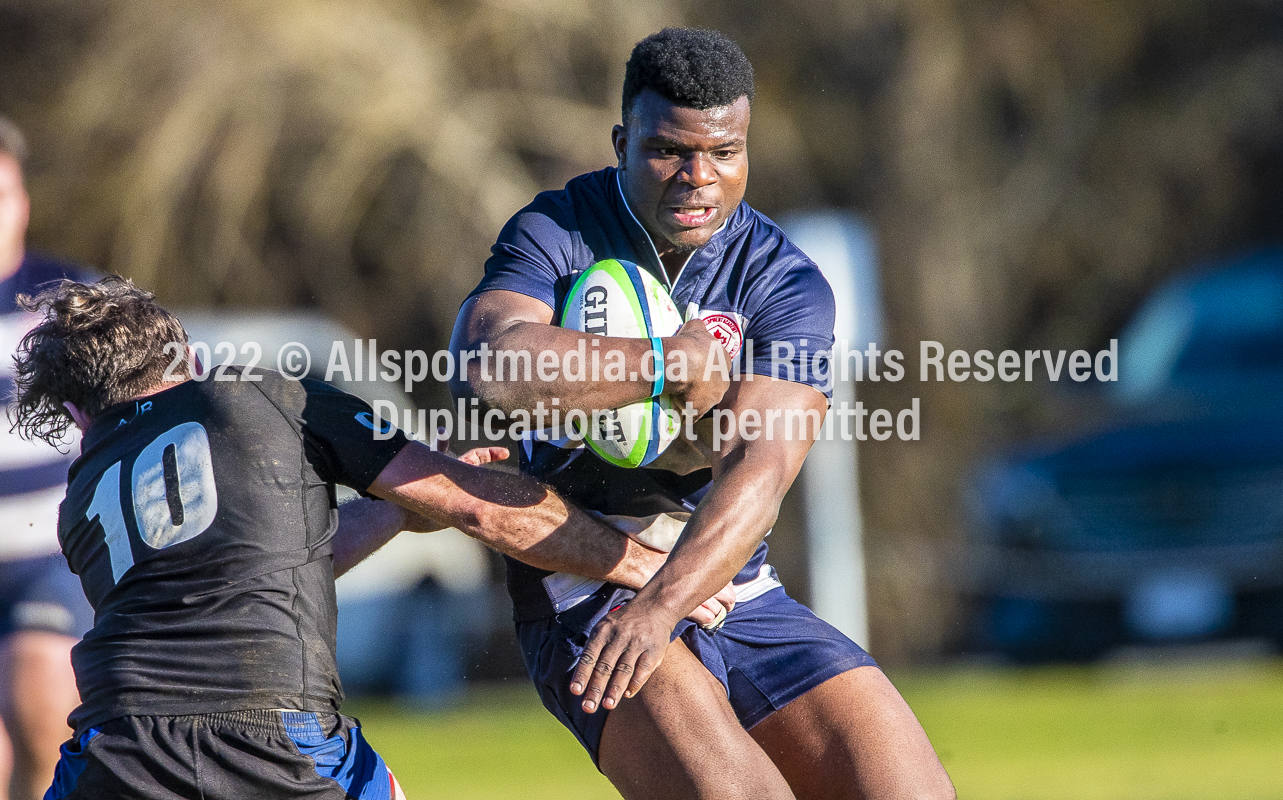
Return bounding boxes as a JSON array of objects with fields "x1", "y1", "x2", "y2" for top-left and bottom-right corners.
[{"x1": 84, "y1": 422, "x2": 220, "y2": 584}]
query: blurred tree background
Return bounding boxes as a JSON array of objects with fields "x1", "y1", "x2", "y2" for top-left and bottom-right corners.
[{"x1": 2, "y1": 0, "x2": 1281, "y2": 663}]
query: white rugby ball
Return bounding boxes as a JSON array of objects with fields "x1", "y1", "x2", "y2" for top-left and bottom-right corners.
[{"x1": 561, "y1": 259, "x2": 684, "y2": 468}]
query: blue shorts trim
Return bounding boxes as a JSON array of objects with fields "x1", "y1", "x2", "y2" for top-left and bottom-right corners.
[
  {"x1": 43, "y1": 728, "x2": 101, "y2": 800},
  {"x1": 284, "y1": 712, "x2": 394, "y2": 800},
  {"x1": 516, "y1": 585, "x2": 878, "y2": 766}
]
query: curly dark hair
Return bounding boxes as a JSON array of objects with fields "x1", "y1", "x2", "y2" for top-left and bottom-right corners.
[
  {"x1": 9, "y1": 277, "x2": 189, "y2": 446},
  {"x1": 622, "y1": 27, "x2": 755, "y2": 125}
]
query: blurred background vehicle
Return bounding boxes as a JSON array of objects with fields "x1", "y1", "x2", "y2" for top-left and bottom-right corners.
[{"x1": 964, "y1": 250, "x2": 1283, "y2": 662}]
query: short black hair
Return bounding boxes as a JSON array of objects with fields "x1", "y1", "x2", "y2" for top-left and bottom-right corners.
[{"x1": 622, "y1": 28, "x2": 754, "y2": 125}]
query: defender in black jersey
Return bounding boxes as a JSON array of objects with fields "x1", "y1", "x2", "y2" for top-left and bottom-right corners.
[
  {"x1": 10, "y1": 278, "x2": 719, "y2": 800},
  {"x1": 60, "y1": 369, "x2": 406, "y2": 732}
]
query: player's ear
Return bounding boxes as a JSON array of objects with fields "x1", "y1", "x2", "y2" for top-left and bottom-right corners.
[
  {"x1": 17, "y1": 182, "x2": 29, "y2": 231},
  {"x1": 63, "y1": 401, "x2": 92, "y2": 432},
  {"x1": 611, "y1": 124, "x2": 627, "y2": 170},
  {"x1": 187, "y1": 344, "x2": 205, "y2": 378}
]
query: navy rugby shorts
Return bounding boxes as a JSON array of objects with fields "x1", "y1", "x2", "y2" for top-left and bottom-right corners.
[
  {"x1": 517, "y1": 583, "x2": 878, "y2": 767},
  {"x1": 44, "y1": 710, "x2": 401, "y2": 800},
  {"x1": 0, "y1": 553, "x2": 94, "y2": 640}
]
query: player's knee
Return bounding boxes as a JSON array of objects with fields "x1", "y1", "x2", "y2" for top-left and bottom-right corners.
[
  {"x1": 915, "y1": 770, "x2": 956, "y2": 800},
  {"x1": 0, "y1": 631, "x2": 76, "y2": 714},
  {"x1": 5, "y1": 631, "x2": 74, "y2": 673}
]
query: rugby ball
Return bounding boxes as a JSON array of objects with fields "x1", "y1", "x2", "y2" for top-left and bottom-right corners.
[{"x1": 561, "y1": 259, "x2": 684, "y2": 468}]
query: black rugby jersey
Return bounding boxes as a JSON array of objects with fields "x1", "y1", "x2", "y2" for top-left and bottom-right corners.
[{"x1": 58, "y1": 368, "x2": 407, "y2": 733}]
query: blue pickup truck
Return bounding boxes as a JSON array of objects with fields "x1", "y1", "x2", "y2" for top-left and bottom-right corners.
[{"x1": 964, "y1": 250, "x2": 1283, "y2": 661}]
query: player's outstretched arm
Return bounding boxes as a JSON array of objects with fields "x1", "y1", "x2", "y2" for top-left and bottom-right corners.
[
  {"x1": 570, "y1": 376, "x2": 826, "y2": 713},
  {"x1": 366, "y1": 439, "x2": 671, "y2": 588},
  {"x1": 332, "y1": 444, "x2": 508, "y2": 577},
  {"x1": 344, "y1": 442, "x2": 734, "y2": 624},
  {"x1": 450, "y1": 290, "x2": 728, "y2": 418}
]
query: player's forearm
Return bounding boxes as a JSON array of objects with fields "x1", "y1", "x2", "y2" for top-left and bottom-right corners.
[
  {"x1": 628, "y1": 456, "x2": 783, "y2": 621},
  {"x1": 333, "y1": 497, "x2": 409, "y2": 578},
  {"x1": 471, "y1": 493, "x2": 667, "y2": 588},
  {"x1": 459, "y1": 322, "x2": 660, "y2": 415},
  {"x1": 450, "y1": 292, "x2": 726, "y2": 420},
  {"x1": 369, "y1": 442, "x2": 666, "y2": 586},
  {"x1": 628, "y1": 378, "x2": 825, "y2": 620}
]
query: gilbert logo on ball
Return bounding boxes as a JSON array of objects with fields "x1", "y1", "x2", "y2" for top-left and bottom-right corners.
[{"x1": 562, "y1": 259, "x2": 684, "y2": 468}]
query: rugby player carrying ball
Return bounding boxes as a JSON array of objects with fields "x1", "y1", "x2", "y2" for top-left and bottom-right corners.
[{"x1": 452, "y1": 27, "x2": 954, "y2": 800}]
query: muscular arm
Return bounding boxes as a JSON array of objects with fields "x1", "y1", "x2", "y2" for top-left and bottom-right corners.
[
  {"x1": 632, "y1": 378, "x2": 821, "y2": 615},
  {"x1": 336, "y1": 442, "x2": 734, "y2": 625},
  {"x1": 366, "y1": 439, "x2": 668, "y2": 589},
  {"x1": 450, "y1": 290, "x2": 727, "y2": 417},
  {"x1": 332, "y1": 444, "x2": 509, "y2": 578},
  {"x1": 570, "y1": 376, "x2": 827, "y2": 712}
]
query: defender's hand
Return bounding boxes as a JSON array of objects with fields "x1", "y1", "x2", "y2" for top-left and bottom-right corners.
[
  {"x1": 457, "y1": 445, "x2": 510, "y2": 466},
  {"x1": 569, "y1": 602, "x2": 680, "y2": 713},
  {"x1": 687, "y1": 582, "x2": 736, "y2": 630},
  {"x1": 665, "y1": 319, "x2": 730, "y2": 418}
]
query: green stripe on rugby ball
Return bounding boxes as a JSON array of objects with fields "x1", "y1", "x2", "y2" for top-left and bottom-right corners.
[{"x1": 561, "y1": 259, "x2": 683, "y2": 468}]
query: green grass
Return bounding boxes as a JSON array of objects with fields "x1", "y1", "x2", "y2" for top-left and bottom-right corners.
[
  {"x1": 348, "y1": 659, "x2": 1283, "y2": 800},
  {"x1": 347, "y1": 682, "x2": 619, "y2": 800},
  {"x1": 897, "y1": 658, "x2": 1283, "y2": 800}
]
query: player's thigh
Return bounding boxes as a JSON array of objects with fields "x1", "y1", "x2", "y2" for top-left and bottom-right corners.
[
  {"x1": 0, "y1": 553, "x2": 92, "y2": 709},
  {"x1": 0, "y1": 630, "x2": 78, "y2": 706},
  {"x1": 0, "y1": 556, "x2": 87, "y2": 727},
  {"x1": 748, "y1": 666, "x2": 954, "y2": 800},
  {"x1": 598, "y1": 639, "x2": 794, "y2": 800}
]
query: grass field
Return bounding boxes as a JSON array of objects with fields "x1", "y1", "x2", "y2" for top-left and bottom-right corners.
[{"x1": 348, "y1": 657, "x2": 1283, "y2": 800}]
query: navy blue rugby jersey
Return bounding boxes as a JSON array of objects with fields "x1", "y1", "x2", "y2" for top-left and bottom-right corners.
[
  {"x1": 58, "y1": 368, "x2": 407, "y2": 733},
  {"x1": 470, "y1": 167, "x2": 836, "y2": 619}
]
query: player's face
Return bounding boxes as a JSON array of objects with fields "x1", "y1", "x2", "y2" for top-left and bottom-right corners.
[
  {"x1": 613, "y1": 91, "x2": 749, "y2": 258},
  {"x1": 0, "y1": 153, "x2": 30, "y2": 268}
]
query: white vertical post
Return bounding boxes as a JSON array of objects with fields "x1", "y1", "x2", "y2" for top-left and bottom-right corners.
[{"x1": 779, "y1": 212, "x2": 881, "y2": 648}]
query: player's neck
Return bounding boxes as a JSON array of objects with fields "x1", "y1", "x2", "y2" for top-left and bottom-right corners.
[
  {"x1": 126, "y1": 379, "x2": 186, "y2": 405},
  {"x1": 657, "y1": 251, "x2": 688, "y2": 283},
  {"x1": 70, "y1": 379, "x2": 188, "y2": 431}
]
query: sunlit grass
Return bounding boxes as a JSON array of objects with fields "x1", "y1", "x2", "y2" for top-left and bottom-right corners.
[
  {"x1": 348, "y1": 681, "x2": 618, "y2": 800},
  {"x1": 348, "y1": 658, "x2": 1283, "y2": 800},
  {"x1": 897, "y1": 657, "x2": 1283, "y2": 800}
]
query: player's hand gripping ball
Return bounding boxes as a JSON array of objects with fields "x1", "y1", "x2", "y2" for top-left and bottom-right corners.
[{"x1": 561, "y1": 259, "x2": 684, "y2": 468}]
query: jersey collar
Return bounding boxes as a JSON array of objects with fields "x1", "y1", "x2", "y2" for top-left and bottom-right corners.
[
  {"x1": 612, "y1": 169, "x2": 732, "y2": 295},
  {"x1": 81, "y1": 381, "x2": 187, "y2": 450}
]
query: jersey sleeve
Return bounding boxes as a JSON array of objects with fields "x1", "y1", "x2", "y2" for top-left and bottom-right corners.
[
  {"x1": 745, "y1": 260, "x2": 837, "y2": 399},
  {"x1": 470, "y1": 194, "x2": 576, "y2": 310},
  {"x1": 296, "y1": 378, "x2": 409, "y2": 495}
]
